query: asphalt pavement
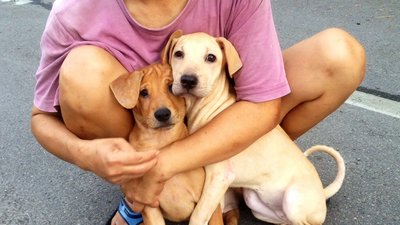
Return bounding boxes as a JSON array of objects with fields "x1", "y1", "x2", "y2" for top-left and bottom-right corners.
[{"x1": 0, "y1": 0, "x2": 399, "y2": 224}]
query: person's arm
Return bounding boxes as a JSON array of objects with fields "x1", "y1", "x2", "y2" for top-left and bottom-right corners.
[
  {"x1": 161, "y1": 99, "x2": 281, "y2": 175},
  {"x1": 122, "y1": 98, "x2": 280, "y2": 207},
  {"x1": 30, "y1": 106, "x2": 159, "y2": 184}
]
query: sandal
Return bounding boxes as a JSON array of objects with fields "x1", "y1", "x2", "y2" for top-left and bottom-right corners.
[
  {"x1": 106, "y1": 198, "x2": 143, "y2": 225},
  {"x1": 118, "y1": 198, "x2": 143, "y2": 225}
]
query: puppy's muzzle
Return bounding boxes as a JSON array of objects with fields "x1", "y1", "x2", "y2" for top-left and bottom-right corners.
[
  {"x1": 154, "y1": 108, "x2": 172, "y2": 122},
  {"x1": 180, "y1": 74, "x2": 198, "y2": 90}
]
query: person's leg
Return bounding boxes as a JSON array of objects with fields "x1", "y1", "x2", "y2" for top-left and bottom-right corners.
[
  {"x1": 59, "y1": 45, "x2": 133, "y2": 140},
  {"x1": 280, "y1": 28, "x2": 366, "y2": 140},
  {"x1": 59, "y1": 46, "x2": 136, "y2": 225}
]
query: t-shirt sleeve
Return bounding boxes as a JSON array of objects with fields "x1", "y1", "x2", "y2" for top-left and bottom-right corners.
[
  {"x1": 33, "y1": 11, "x2": 74, "y2": 112},
  {"x1": 225, "y1": 0, "x2": 291, "y2": 102}
]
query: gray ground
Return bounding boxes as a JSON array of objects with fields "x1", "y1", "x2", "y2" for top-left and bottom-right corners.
[{"x1": 0, "y1": 0, "x2": 399, "y2": 224}]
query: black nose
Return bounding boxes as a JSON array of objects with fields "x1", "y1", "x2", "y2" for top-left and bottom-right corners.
[
  {"x1": 181, "y1": 75, "x2": 198, "y2": 90},
  {"x1": 154, "y1": 108, "x2": 171, "y2": 122}
]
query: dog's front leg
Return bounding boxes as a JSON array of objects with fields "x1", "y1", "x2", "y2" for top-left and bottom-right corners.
[
  {"x1": 142, "y1": 206, "x2": 165, "y2": 225},
  {"x1": 189, "y1": 161, "x2": 235, "y2": 225}
]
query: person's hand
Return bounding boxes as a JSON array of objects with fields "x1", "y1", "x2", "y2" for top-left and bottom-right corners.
[
  {"x1": 121, "y1": 167, "x2": 167, "y2": 210},
  {"x1": 77, "y1": 138, "x2": 159, "y2": 184},
  {"x1": 121, "y1": 175, "x2": 165, "y2": 210}
]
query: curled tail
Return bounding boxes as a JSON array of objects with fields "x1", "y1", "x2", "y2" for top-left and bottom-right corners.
[{"x1": 304, "y1": 145, "x2": 346, "y2": 199}]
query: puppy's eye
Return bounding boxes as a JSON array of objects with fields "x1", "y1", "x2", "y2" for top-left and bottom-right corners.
[
  {"x1": 174, "y1": 50, "x2": 184, "y2": 58},
  {"x1": 206, "y1": 54, "x2": 216, "y2": 63},
  {"x1": 140, "y1": 89, "x2": 149, "y2": 97},
  {"x1": 168, "y1": 84, "x2": 173, "y2": 93}
]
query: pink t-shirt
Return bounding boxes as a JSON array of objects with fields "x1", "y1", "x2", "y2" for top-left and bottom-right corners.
[{"x1": 34, "y1": 0, "x2": 290, "y2": 112}]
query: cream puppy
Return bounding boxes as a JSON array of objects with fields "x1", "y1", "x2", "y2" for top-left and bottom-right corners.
[{"x1": 163, "y1": 31, "x2": 345, "y2": 225}]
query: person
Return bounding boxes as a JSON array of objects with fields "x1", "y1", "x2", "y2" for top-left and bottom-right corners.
[{"x1": 31, "y1": 0, "x2": 366, "y2": 224}]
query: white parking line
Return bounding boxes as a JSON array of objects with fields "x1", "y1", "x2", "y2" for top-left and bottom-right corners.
[
  {"x1": 15, "y1": 0, "x2": 32, "y2": 5},
  {"x1": 1, "y1": 0, "x2": 32, "y2": 4},
  {"x1": 345, "y1": 91, "x2": 400, "y2": 119}
]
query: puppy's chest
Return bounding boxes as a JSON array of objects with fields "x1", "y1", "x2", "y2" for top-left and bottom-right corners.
[
  {"x1": 129, "y1": 133, "x2": 167, "y2": 151},
  {"x1": 186, "y1": 96, "x2": 235, "y2": 133},
  {"x1": 129, "y1": 129, "x2": 186, "y2": 151}
]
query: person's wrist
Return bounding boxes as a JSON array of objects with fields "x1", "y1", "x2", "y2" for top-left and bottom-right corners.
[
  {"x1": 150, "y1": 149, "x2": 174, "y2": 182},
  {"x1": 68, "y1": 138, "x2": 93, "y2": 171}
]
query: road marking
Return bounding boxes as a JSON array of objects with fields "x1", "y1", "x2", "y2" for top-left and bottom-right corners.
[
  {"x1": 15, "y1": 0, "x2": 32, "y2": 5},
  {"x1": 1, "y1": 0, "x2": 32, "y2": 4},
  {"x1": 346, "y1": 91, "x2": 400, "y2": 119}
]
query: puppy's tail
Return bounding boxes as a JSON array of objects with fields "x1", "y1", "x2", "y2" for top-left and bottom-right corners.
[{"x1": 304, "y1": 145, "x2": 346, "y2": 200}]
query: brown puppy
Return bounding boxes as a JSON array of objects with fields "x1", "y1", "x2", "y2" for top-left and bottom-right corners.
[
  {"x1": 164, "y1": 31, "x2": 345, "y2": 225},
  {"x1": 110, "y1": 63, "x2": 223, "y2": 225}
]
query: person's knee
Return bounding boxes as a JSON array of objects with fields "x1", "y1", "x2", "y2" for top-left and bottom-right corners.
[
  {"x1": 319, "y1": 28, "x2": 366, "y2": 87},
  {"x1": 60, "y1": 45, "x2": 124, "y2": 92},
  {"x1": 60, "y1": 46, "x2": 118, "y2": 116},
  {"x1": 59, "y1": 45, "x2": 131, "y2": 139}
]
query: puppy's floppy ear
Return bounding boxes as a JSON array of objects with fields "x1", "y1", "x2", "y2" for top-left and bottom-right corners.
[
  {"x1": 161, "y1": 30, "x2": 183, "y2": 64},
  {"x1": 110, "y1": 71, "x2": 144, "y2": 109},
  {"x1": 216, "y1": 37, "x2": 243, "y2": 77}
]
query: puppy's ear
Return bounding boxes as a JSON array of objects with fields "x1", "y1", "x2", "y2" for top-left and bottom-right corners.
[
  {"x1": 161, "y1": 30, "x2": 183, "y2": 64},
  {"x1": 216, "y1": 37, "x2": 243, "y2": 77},
  {"x1": 110, "y1": 71, "x2": 144, "y2": 109}
]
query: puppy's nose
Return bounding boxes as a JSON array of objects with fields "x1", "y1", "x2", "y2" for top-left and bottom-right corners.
[
  {"x1": 181, "y1": 75, "x2": 198, "y2": 90},
  {"x1": 154, "y1": 108, "x2": 171, "y2": 122}
]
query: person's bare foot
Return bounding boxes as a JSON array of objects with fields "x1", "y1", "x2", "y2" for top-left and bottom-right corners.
[
  {"x1": 111, "y1": 211, "x2": 128, "y2": 225},
  {"x1": 223, "y1": 208, "x2": 240, "y2": 225}
]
